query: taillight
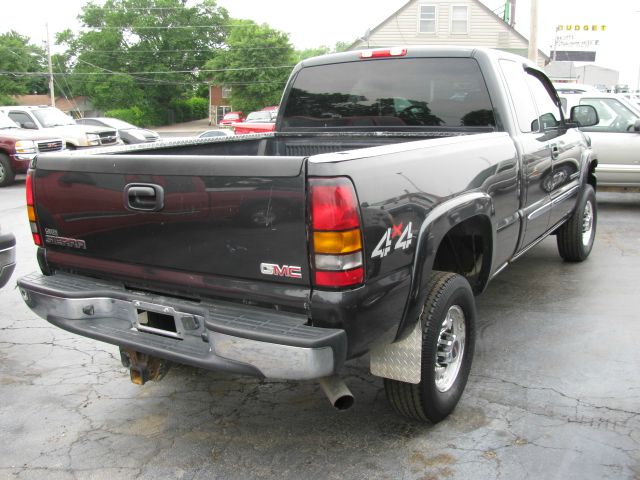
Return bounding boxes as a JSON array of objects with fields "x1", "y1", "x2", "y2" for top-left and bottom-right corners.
[
  {"x1": 360, "y1": 47, "x2": 407, "y2": 59},
  {"x1": 26, "y1": 171, "x2": 42, "y2": 246},
  {"x1": 309, "y1": 177, "x2": 364, "y2": 288}
]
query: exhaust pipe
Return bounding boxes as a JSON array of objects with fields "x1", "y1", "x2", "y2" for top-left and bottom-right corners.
[{"x1": 318, "y1": 375, "x2": 354, "y2": 410}]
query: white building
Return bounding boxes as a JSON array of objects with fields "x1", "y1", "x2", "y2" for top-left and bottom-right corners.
[{"x1": 349, "y1": 0, "x2": 549, "y2": 67}]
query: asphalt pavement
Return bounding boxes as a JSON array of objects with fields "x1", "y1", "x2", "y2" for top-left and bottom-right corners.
[{"x1": 0, "y1": 181, "x2": 638, "y2": 480}]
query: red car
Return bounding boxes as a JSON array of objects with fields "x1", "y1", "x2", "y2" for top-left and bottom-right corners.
[
  {"x1": 218, "y1": 111, "x2": 244, "y2": 126},
  {"x1": 232, "y1": 110, "x2": 276, "y2": 135}
]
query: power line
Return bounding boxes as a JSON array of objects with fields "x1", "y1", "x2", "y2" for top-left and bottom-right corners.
[
  {"x1": 0, "y1": 65, "x2": 294, "y2": 76},
  {"x1": 74, "y1": 46, "x2": 293, "y2": 53},
  {"x1": 79, "y1": 24, "x2": 270, "y2": 30}
]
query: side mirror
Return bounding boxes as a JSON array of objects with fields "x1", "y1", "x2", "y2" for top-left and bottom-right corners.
[
  {"x1": 569, "y1": 105, "x2": 599, "y2": 127},
  {"x1": 22, "y1": 121, "x2": 37, "y2": 130}
]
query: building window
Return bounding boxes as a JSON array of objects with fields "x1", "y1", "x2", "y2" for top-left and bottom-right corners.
[
  {"x1": 418, "y1": 5, "x2": 437, "y2": 33},
  {"x1": 451, "y1": 5, "x2": 469, "y2": 34},
  {"x1": 221, "y1": 86, "x2": 232, "y2": 99}
]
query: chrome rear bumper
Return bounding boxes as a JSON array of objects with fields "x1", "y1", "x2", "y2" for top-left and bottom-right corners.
[{"x1": 18, "y1": 272, "x2": 346, "y2": 380}]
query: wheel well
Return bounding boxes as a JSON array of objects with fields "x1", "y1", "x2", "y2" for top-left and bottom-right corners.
[
  {"x1": 588, "y1": 159, "x2": 598, "y2": 191},
  {"x1": 432, "y1": 216, "x2": 492, "y2": 294}
]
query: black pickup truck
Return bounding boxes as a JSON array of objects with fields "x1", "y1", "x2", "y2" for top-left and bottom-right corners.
[{"x1": 17, "y1": 47, "x2": 599, "y2": 423}]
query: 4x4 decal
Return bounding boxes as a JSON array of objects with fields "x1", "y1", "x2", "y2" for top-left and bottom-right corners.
[{"x1": 371, "y1": 222, "x2": 413, "y2": 259}]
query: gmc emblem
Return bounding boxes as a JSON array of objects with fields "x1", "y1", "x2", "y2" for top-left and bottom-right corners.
[{"x1": 260, "y1": 262, "x2": 302, "y2": 279}]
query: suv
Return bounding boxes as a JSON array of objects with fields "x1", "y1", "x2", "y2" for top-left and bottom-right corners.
[
  {"x1": 0, "y1": 106, "x2": 119, "y2": 149},
  {"x1": 0, "y1": 111, "x2": 64, "y2": 186}
]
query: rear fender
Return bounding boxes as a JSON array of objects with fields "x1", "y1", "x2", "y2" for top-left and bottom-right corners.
[{"x1": 369, "y1": 192, "x2": 493, "y2": 383}]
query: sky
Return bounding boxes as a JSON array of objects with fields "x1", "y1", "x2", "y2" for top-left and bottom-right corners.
[{"x1": 3, "y1": 0, "x2": 640, "y2": 86}]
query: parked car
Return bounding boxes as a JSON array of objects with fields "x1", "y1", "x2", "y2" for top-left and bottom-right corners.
[
  {"x1": 0, "y1": 111, "x2": 64, "y2": 187},
  {"x1": 76, "y1": 117, "x2": 159, "y2": 144},
  {"x1": 261, "y1": 106, "x2": 279, "y2": 119},
  {"x1": 197, "y1": 129, "x2": 234, "y2": 139},
  {"x1": 232, "y1": 110, "x2": 276, "y2": 135},
  {"x1": 0, "y1": 106, "x2": 119, "y2": 149},
  {"x1": 219, "y1": 111, "x2": 244, "y2": 126},
  {"x1": 553, "y1": 83, "x2": 599, "y2": 94},
  {"x1": 0, "y1": 225, "x2": 16, "y2": 288},
  {"x1": 560, "y1": 93, "x2": 640, "y2": 187},
  {"x1": 245, "y1": 110, "x2": 275, "y2": 123}
]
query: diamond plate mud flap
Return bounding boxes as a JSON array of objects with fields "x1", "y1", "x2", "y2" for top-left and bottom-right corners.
[{"x1": 370, "y1": 320, "x2": 422, "y2": 384}]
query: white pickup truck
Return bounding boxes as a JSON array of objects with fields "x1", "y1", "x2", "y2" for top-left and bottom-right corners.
[{"x1": 0, "y1": 105, "x2": 119, "y2": 150}]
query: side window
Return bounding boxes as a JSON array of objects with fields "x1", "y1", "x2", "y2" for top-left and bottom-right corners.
[
  {"x1": 498, "y1": 60, "x2": 537, "y2": 133},
  {"x1": 8, "y1": 111, "x2": 35, "y2": 128},
  {"x1": 419, "y1": 5, "x2": 437, "y2": 33},
  {"x1": 525, "y1": 71, "x2": 563, "y2": 131}
]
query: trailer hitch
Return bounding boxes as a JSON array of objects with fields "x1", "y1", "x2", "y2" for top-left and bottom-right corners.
[{"x1": 120, "y1": 348, "x2": 172, "y2": 385}]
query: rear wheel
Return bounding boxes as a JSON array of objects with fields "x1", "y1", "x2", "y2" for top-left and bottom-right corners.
[
  {"x1": 556, "y1": 185, "x2": 596, "y2": 262},
  {"x1": 384, "y1": 271, "x2": 476, "y2": 423},
  {"x1": 0, "y1": 154, "x2": 15, "y2": 187}
]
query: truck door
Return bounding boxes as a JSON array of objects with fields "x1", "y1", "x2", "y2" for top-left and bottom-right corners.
[
  {"x1": 523, "y1": 70, "x2": 585, "y2": 228},
  {"x1": 498, "y1": 60, "x2": 553, "y2": 249}
]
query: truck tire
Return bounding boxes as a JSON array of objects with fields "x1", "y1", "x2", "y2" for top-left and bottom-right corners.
[
  {"x1": 556, "y1": 185, "x2": 596, "y2": 262},
  {"x1": 384, "y1": 271, "x2": 476, "y2": 423},
  {"x1": 0, "y1": 154, "x2": 15, "y2": 187}
]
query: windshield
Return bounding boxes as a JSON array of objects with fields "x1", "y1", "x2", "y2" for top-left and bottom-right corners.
[
  {"x1": 245, "y1": 111, "x2": 273, "y2": 122},
  {"x1": 282, "y1": 57, "x2": 495, "y2": 130},
  {"x1": 32, "y1": 108, "x2": 76, "y2": 127},
  {"x1": 0, "y1": 112, "x2": 19, "y2": 129}
]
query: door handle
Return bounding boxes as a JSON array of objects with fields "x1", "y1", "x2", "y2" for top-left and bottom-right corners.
[{"x1": 124, "y1": 183, "x2": 164, "y2": 211}]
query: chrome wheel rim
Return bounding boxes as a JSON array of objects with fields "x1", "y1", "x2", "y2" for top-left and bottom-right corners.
[
  {"x1": 582, "y1": 200, "x2": 594, "y2": 247},
  {"x1": 0, "y1": 162, "x2": 5, "y2": 182},
  {"x1": 435, "y1": 305, "x2": 466, "y2": 392}
]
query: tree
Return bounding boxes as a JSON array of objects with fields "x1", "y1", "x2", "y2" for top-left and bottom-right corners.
[
  {"x1": 0, "y1": 31, "x2": 48, "y2": 97},
  {"x1": 58, "y1": 0, "x2": 229, "y2": 124},
  {"x1": 205, "y1": 20, "x2": 294, "y2": 113}
]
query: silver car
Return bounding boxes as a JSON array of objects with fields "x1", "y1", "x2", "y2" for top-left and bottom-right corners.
[{"x1": 560, "y1": 93, "x2": 640, "y2": 188}]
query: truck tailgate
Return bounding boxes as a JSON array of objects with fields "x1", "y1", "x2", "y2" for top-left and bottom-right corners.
[{"x1": 33, "y1": 153, "x2": 310, "y2": 289}]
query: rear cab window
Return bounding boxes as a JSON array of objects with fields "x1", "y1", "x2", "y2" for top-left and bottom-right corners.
[{"x1": 281, "y1": 58, "x2": 496, "y2": 131}]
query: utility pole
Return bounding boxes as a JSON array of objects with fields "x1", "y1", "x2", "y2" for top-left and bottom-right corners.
[
  {"x1": 528, "y1": 0, "x2": 538, "y2": 64},
  {"x1": 46, "y1": 23, "x2": 55, "y2": 107}
]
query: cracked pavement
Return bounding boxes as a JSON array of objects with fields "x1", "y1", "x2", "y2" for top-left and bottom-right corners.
[{"x1": 1, "y1": 182, "x2": 639, "y2": 480}]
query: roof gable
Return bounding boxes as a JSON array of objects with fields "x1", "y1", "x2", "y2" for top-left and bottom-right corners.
[{"x1": 350, "y1": 0, "x2": 549, "y2": 64}]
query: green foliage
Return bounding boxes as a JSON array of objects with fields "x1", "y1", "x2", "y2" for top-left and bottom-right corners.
[
  {"x1": 0, "y1": 31, "x2": 48, "y2": 96},
  {"x1": 104, "y1": 106, "x2": 144, "y2": 125},
  {"x1": 0, "y1": 94, "x2": 16, "y2": 106},
  {"x1": 294, "y1": 46, "x2": 331, "y2": 63},
  {"x1": 334, "y1": 41, "x2": 352, "y2": 53},
  {"x1": 104, "y1": 104, "x2": 164, "y2": 127},
  {"x1": 205, "y1": 20, "x2": 294, "y2": 113},
  {"x1": 58, "y1": 0, "x2": 229, "y2": 123},
  {"x1": 169, "y1": 97, "x2": 209, "y2": 123}
]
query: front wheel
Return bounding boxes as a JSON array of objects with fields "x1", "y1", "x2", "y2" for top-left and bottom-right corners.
[
  {"x1": 0, "y1": 153, "x2": 15, "y2": 187},
  {"x1": 384, "y1": 272, "x2": 476, "y2": 423},
  {"x1": 556, "y1": 185, "x2": 596, "y2": 262}
]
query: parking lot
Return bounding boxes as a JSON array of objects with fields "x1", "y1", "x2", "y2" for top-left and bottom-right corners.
[{"x1": 1, "y1": 180, "x2": 638, "y2": 480}]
